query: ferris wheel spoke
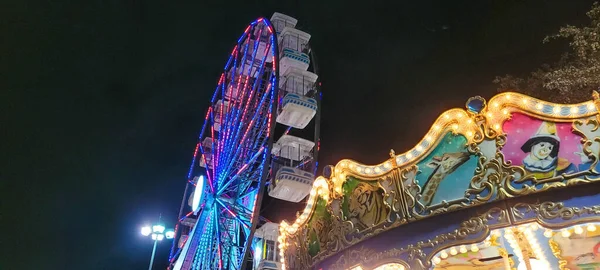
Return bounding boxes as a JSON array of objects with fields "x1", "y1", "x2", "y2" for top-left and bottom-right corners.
[
  {"x1": 219, "y1": 42, "x2": 272, "y2": 174},
  {"x1": 219, "y1": 84, "x2": 272, "y2": 182},
  {"x1": 217, "y1": 146, "x2": 265, "y2": 195},
  {"x1": 218, "y1": 38, "x2": 265, "y2": 170}
]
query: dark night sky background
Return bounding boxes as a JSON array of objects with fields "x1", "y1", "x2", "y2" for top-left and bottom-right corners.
[{"x1": 2, "y1": 1, "x2": 597, "y2": 269}]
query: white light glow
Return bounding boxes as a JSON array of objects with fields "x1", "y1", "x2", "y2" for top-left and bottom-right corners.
[
  {"x1": 192, "y1": 175, "x2": 205, "y2": 213},
  {"x1": 141, "y1": 226, "x2": 151, "y2": 236},
  {"x1": 157, "y1": 234, "x2": 164, "y2": 241},
  {"x1": 255, "y1": 246, "x2": 262, "y2": 258},
  {"x1": 165, "y1": 230, "x2": 175, "y2": 239},
  {"x1": 153, "y1": 224, "x2": 166, "y2": 234},
  {"x1": 151, "y1": 233, "x2": 158, "y2": 240}
]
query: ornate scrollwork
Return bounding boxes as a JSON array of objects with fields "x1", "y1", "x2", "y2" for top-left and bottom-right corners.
[
  {"x1": 281, "y1": 93, "x2": 600, "y2": 269},
  {"x1": 511, "y1": 201, "x2": 600, "y2": 224}
]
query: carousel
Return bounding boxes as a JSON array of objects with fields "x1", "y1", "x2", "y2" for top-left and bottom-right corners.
[{"x1": 276, "y1": 92, "x2": 600, "y2": 270}]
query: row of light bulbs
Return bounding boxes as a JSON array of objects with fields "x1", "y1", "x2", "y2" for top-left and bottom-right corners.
[
  {"x1": 278, "y1": 177, "x2": 330, "y2": 270},
  {"x1": 432, "y1": 243, "x2": 482, "y2": 265},
  {"x1": 338, "y1": 93, "x2": 599, "y2": 178},
  {"x1": 432, "y1": 222, "x2": 599, "y2": 268},
  {"x1": 543, "y1": 223, "x2": 597, "y2": 238}
]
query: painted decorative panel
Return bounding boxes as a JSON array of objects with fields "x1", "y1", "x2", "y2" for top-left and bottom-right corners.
[{"x1": 277, "y1": 92, "x2": 600, "y2": 270}]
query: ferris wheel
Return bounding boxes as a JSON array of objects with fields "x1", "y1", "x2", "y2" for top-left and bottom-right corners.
[{"x1": 169, "y1": 13, "x2": 321, "y2": 270}]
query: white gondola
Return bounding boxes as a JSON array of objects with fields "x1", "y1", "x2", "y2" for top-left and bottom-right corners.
[
  {"x1": 213, "y1": 99, "x2": 230, "y2": 132},
  {"x1": 198, "y1": 137, "x2": 214, "y2": 169},
  {"x1": 270, "y1": 13, "x2": 298, "y2": 35},
  {"x1": 279, "y1": 67, "x2": 318, "y2": 95},
  {"x1": 271, "y1": 135, "x2": 315, "y2": 161},
  {"x1": 278, "y1": 27, "x2": 311, "y2": 75},
  {"x1": 268, "y1": 166, "x2": 314, "y2": 203},
  {"x1": 253, "y1": 222, "x2": 281, "y2": 270},
  {"x1": 276, "y1": 93, "x2": 317, "y2": 129}
]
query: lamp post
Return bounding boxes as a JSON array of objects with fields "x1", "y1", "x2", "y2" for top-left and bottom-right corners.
[{"x1": 141, "y1": 215, "x2": 175, "y2": 270}]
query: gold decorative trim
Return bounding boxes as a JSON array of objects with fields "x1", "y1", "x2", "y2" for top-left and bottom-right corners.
[{"x1": 279, "y1": 92, "x2": 600, "y2": 269}]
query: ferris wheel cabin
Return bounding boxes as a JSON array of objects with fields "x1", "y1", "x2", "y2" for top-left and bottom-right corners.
[
  {"x1": 269, "y1": 136, "x2": 316, "y2": 202},
  {"x1": 267, "y1": 13, "x2": 320, "y2": 204},
  {"x1": 198, "y1": 137, "x2": 214, "y2": 169},
  {"x1": 252, "y1": 222, "x2": 281, "y2": 270},
  {"x1": 276, "y1": 68, "x2": 319, "y2": 129}
]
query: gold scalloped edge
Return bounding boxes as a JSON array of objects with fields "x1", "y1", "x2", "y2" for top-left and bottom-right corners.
[
  {"x1": 278, "y1": 91, "x2": 600, "y2": 269},
  {"x1": 278, "y1": 176, "x2": 330, "y2": 269}
]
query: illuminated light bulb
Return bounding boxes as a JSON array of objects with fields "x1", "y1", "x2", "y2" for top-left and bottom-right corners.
[
  {"x1": 450, "y1": 248, "x2": 458, "y2": 255},
  {"x1": 384, "y1": 162, "x2": 391, "y2": 169},
  {"x1": 425, "y1": 135, "x2": 433, "y2": 141},
  {"x1": 141, "y1": 226, "x2": 151, "y2": 236},
  {"x1": 452, "y1": 123, "x2": 459, "y2": 130},
  {"x1": 433, "y1": 257, "x2": 441, "y2": 264},
  {"x1": 553, "y1": 106, "x2": 561, "y2": 114},
  {"x1": 466, "y1": 131, "x2": 473, "y2": 137},
  {"x1": 349, "y1": 163, "x2": 355, "y2": 169},
  {"x1": 536, "y1": 103, "x2": 543, "y2": 110},
  {"x1": 571, "y1": 106, "x2": 578, "y2": 114},
  {"x1": 356, "y1": 167, "x2": 362, "y2": 173},
  {"x1": 502, "y1": 109, "x2": 508, "y2": 115},
  {"x1": 506, "y1": 94, "x2": 511, "y2": 100},
  {"x1": 341, "y1": 162, "x2": 347, "y2": 168},
  {"x1": 374, "y1": 167, "x2": 381, "y2": 173},
  {"x1": 544, "y1": 229, "x2": 553, "y2": 238},
  {"x1": 493, "y1": 102, "x2": 499, "y2": 108},
  {"x1": 575, "y1": 226, "x2": 584, "y2": 235},
  {"x1": 522, "y1": 98, "x2": 528, "y2": 104},
  {"x1": 444, "y1": 114, "x2": 450, "y2": 119},
  {"x1": 486, "y1": 112, "x2": 493, "y2": 118},
  {"x1": 561, "y1": 229, "x2": 571, "y2": 238},
  {"x1": 406, "y1": 153, "x2": 413, "y2": 159},
  {"x1": 457, "y1": 112, "x2": 463, "y2": 118},
  {"x1": 471, "y1": 244, "x2": 479, "y2": 252},
  {"x1": 588, "y1": 224, "x2": 597, "y2": 232},
  {"x1": 416, "y1": 145, "x2": 423, "y2": 151},
  {"x1": 530, "y1": 223, "x2": 539, "y2": 231},
  {"x1": 310, "y1": 190, "x2": 316, "y2": 196},
  {"x1": 459, "y1": 245, "x2": 467, "y2": 253},
  {"x1": 467, "y1": 119, "x2": 473, "y2": 124},
  {"x1": 588, "y1": 103, "x2": 596, "y2": 110},
  {"x1": 440, "y1": 251, "x2": 448, "y2": 259},
  {"x1": 494, "y1": 124, "x2": 501, "y2": 130},
  {"x1": 365, "y1": 168, "x2": 372, "y2": 174},
  {"x1": 434, "y1": 125, "x2": 441, "y2": 130}
]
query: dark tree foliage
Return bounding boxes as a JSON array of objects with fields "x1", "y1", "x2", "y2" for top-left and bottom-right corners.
[{"x1": 495, "y1": 2, "x2": 600, "y2": 103}]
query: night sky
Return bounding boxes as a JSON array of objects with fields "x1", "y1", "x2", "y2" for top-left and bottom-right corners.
[{"x1": 3, "y1": 1, "x2": 597, "y2": 269}]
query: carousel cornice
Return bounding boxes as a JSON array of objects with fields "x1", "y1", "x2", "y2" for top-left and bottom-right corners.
[{"x1": 278, "y1": 91, "x2": 600, "y2": 270}]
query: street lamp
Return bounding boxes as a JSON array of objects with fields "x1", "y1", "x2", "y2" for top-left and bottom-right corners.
[{"x1": 141, "y1": 215, "x2": 174, "y2": 270}]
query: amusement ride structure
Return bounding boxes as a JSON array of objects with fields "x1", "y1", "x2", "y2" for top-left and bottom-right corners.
[{"x1": 168, "y1": 13, "x2": 321, "y2": 270}]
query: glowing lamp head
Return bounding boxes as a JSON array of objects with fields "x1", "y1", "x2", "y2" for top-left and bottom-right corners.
[
  {"x1": 153, "y1": 224, "x2": 166, "y2": 234},
  {"x1": 192, "y1": 175, "x2": 205, "y2": 213},
  {"x1": 141, "y1": 226, "x2": 152, "y2": 236},
  {"x1": 151, "y1": 233, "x2": 158, "y2": 240},
  {"x1": 157, "y1": 234, "x2": 165, "y2": 241},
  {"x1": 165, "y1": 230, "x2": 175, "y2": 239}
]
